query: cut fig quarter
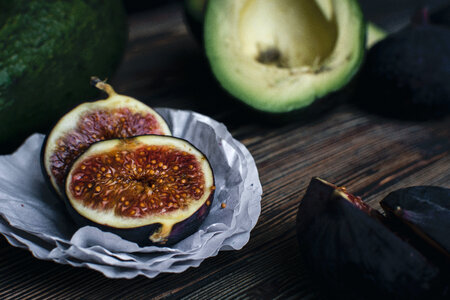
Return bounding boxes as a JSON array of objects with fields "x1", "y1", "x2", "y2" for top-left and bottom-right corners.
[
  {"x1": 65, "y1": 135, "x2": 215, "y2": 246},
  {"x1": 296, "y1": 177, "x2": 447, "y2": 299},
  {"x1": 380, "y1": 186, "x2": 450, "y2": 261},
  {"x1": 42, "y1": 77, "x2": 171, "y2": 198}
]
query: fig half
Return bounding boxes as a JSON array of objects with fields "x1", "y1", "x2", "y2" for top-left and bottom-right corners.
[
  {"x1": 297, "y1": 177, "x2": 443, "y2": 299},
  {"x1": 42, "y1": 78, "x2": 171, "y2": 198},
  {"x1": 65, "y1": 135, "x2": 215, "y2": 246}
]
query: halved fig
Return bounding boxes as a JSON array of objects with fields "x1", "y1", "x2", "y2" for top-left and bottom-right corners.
[
  {"x1": 65, "y1": 135, "x2": 215, "y2": 246},
  {"x1": 381, "y1": 186, "x2": 450, "y2": 263},
  {"x1": 297, "y1": 177, "x2": 444, "y2": 299},
  {"x1": 42, "y1": 78, "x2": 171, "y2": 198}
]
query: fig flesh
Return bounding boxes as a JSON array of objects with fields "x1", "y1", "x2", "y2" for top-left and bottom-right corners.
[
  {"x1": 42, "y1": 78, "x2": 171, "y2": 198},
  {"x1": 381, "y1": 186, "x2": 450, "y2": 262},
  {"x1": 297, "y1": 177, "x2": 443, "y2": 299},
  {"x1": 65, "y1": 135, "x2": 215, "y2": 246}
]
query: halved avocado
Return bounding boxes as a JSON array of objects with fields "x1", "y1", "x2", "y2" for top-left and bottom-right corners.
[
  {"x1": 204, "y1": 0, "x2": 365, "y2": 114},
  {"x1": 185, "y1": 0, "x2": 381, "y2": 48}
]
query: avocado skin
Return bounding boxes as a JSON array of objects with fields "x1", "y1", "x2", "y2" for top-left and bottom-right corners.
[
  {"x1": 357, "y1": 25, "x2": 450, "y2": 120},
  {"x1": 183, "y1": 0, "x2": 206, "y2": 44},
  {"x1": 0, "y1": 0, "x2": 127, "y2": 153}
]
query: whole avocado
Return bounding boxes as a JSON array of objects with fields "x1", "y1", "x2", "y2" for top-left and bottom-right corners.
[
  {"x1": 0, "y1": 0, "x2": 127, "y2": 153},
  {"x1": 357, "y1": 25, "x2": 450, "y2": 120}
]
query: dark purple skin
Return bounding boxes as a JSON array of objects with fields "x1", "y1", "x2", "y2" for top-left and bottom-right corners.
[
  {"x1": 381, "y1": 186, "x2": 450, "y2": 262},
  {"x1": 64, "y1": 192, "x2": 214, "y2": 247},
  {"x1": 41, "y1": 134, "x2": 63, "y2": 200},
  {"x1": 297, "y1": 178, "x2": 443, "y2": 299},
  {"x1": 356, "y1": 25, "x2": 450, "y2": 120},
  {"x1": 167, "y1": 197, "x2": 211, "y2": 245},
  {"x1": 430, "y1": 4, "x2": 450, "y2": 27}
]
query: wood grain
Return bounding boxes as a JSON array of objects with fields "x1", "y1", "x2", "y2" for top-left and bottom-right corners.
[{"x1": 1, "y1": 1, "x2": 449, "y2": 299}]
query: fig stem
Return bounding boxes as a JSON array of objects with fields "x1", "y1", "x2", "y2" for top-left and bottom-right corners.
[{"x1": 90, "y1": 76, "x2": 117, "y2": 97}]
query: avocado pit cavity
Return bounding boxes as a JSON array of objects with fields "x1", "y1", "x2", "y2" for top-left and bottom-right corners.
[{"x1": 240, "y1": 0, "x2": 338, "y2": 71}]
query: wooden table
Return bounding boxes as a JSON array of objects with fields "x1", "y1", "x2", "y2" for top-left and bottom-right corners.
[{"x1": 1, "y1": 1, "x2": 449, "y2": 299}]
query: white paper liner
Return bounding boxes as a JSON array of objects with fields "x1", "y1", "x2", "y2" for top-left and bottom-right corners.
[{"x1": 0, "y1": 108, "x2": 262, "y2": 278}]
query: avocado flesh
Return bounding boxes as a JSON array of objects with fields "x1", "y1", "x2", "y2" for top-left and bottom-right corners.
[
  {"x1": 185, "y1": 0, "x2": 380, "y2": 49},
  {"x1": 366, "y1": 23, "x2": 387, "y2": 48},
  {"x1": 0, "y1": 0, "x2": 126, "y2": 152},
  {"x1": 204, "y1": 0, "x2": 365, "y2": 114}
]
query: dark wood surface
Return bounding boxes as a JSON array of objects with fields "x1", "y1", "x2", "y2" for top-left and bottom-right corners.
[{"x1": 1, "y1": 1, "x2": 449, "y2": 299}]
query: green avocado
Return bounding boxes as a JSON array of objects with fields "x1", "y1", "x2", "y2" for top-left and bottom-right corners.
[
  {"x1": 366, "y1": 23, "x2": 387, "y2": 48},
  {"x1": 0, "y1": 0, "x2": 127, "y2": 152},
  {"x1": 203, "y1": 0, "x2": 365, "y2": 115},
  {"x1": 185, "y1": 0, "x2": 383, "y2": 50}
]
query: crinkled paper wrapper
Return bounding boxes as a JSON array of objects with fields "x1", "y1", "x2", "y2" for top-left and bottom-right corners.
[{"x1": 0, "y1": 108, "x2": 262, "y2": 278}]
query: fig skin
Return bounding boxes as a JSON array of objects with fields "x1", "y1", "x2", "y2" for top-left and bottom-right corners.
[
  {"x1": 356, "y1": 25, "x2": 450, "y2": 120},
  {"x1": 296, "y1": 178, "x2": 443, "y2": 299},
  {"x1": 381, "y1": 186, "x2": 450, "y2": 263},
  {"x1": 64, "y1": 190, "x2": 213, "y2": 246},
  {"x1": 64, "y1": 135, "x2": 215, "y2": 246}
]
